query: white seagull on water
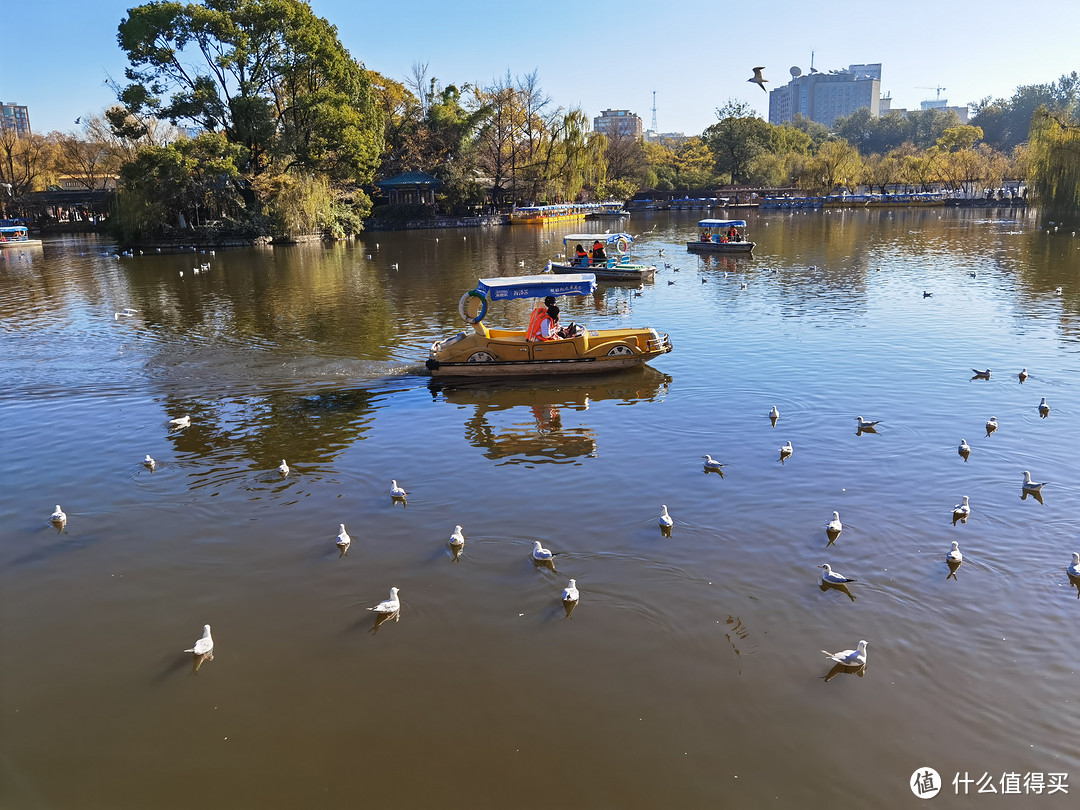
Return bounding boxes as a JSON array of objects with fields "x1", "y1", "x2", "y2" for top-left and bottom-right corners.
[
  {"x1": 985, "y1": 416, "x2": 998, "y2": 435},
  {"x1": 826, "y1": 511, "x2": 843, "y2": 537},
  {"x1": 658, "y1": 505, "x2": 673, "y2": 530},
  {"x1": 51, "y1": 504, "x2": 67, "y2": 524},
  {"x1": 1068, "y1": 552, "x2": 1080, "y2": 578},
  {"x1": 390, "y1": 480, "x2": 407, "y2": 499},
  {"x1": 855, "y1": 416, "x2": 880, "y2": 430},
  {"x1": 368, "y1": 587, "x2": 401, "y2": 615},
  {"x1": 562, "y1": 579, "x2": 579, "y2": 603},
  {"x1": 169, "y1": 414, "x2": 191, "y2": 429},
  {"x1": 449, "y1": 525, "x2": 465, "y2": 550},
  {"x1": 336, "y1": 523, "x2": 351, "y2": 551},
  {"x1": 1038, "y1": 397, "x2": 1050, "y2": 417},
  {"x1": 953, "y1": 496, "x2": 971, "y2": 520},
  {"x1": 821, "y1": 640, "x2": 867, "y2": 667},
  {"x1": 1018, "y1": 368, "x2": 1028, "y2": 383},
  {"x1": 958, "y1": 438, "x2": 971, "y2": 459},
  {"x1": 768, "y1": 405, "x2": 780, "y2": 420},
  {"x1": 532, "y1": 541, "x2": 554, "y2": 561},
  {"x1": 144, "y1": 454, "x2": 156, "y2": 470},
  {"x1": 702, "y1": 454, "x2": 725, "y2": 472},
  {"x1": 819, "y1": 563, "x2": 855, "y2": 584},
  {"x1": 947, "y1": 540, "x2": 963, "y2": 563},
  {"x1": 183, "y1": 625, "x2": 214, "y2": 656},
  {"x1": 780, "y1": 441, "x2": 793, "y2": 461},
  {"x1": 278, "y1": 459, "x2": 290, "y2": 476},
  {"x1": 1021, "y1": 471, "x2": 1046, "y2": 492}
]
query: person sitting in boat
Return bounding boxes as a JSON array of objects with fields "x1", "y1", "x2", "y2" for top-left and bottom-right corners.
[
  {"x1": 574, "y1": 244, "x2": 589, "y2": 267},
  {"x1": 591, "y1": 240, "x2": 607, "y2": 266},
  {"x1": 548, "y1": 306, "x2": 583, "y2": 341},
  {"x1": 701, "y1": 231, "x2": 711, "y2": 242},
  {"x1": 728, "y1": 225, "x2": 739, "y2": 241},
  {"x1": 526, "y1": 296, "x2": 557, "y2": 340}
]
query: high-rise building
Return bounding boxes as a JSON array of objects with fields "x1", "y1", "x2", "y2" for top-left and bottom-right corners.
[
  {"x1": 1, "y1": 103, "x2": 32, "y2": 137},
  {"x1": 768, "y1": 65, "x2": 881, "y2": 126},
  {"x1": 593, "y1": 109, "x2": 643, "y2": 139}
]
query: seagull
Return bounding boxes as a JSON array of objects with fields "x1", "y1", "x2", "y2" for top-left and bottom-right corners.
[
  {"x1": 985, "y1": 416, "x2": 998, "y2": 436},
  {"x1": 389, "y1": 480, "x2": 407, "y2": 499},
  {"x1": 368, "y1": 587, "x2": 400, "y2": 614},
  {"x1": 449, "y1": 524, "x2": 465, "y2": 550},
  {"x1": 953, "y1": 496, "x2": 971, "y2": 520},
  {"x1": 1018, "y1": 368, "x2": 1028, "y2": 383},
  {"x1": 947, "y1": 540, "x2": 963, "y2": 563},
  {"x1": 143, "y1": 454, "x2": 156, "y2": 470},
  {"x1": 532, "y1": 540, "x2": 553, "y2": 561},
  {"x1": 51, "y1": 504, "x2": 67, "y2": 524},
  {"x1": 390, "y1": 263, "x2": 399, "y2": 270},
  {"x1": 971, "y1": 368, "x2": 991, "y2": 379},
  {"x1": 821, "y1": 640, "x2": 867, "y2": 667},
  {"x1": 819, "y1": 563, "x2": 856, "y2": 584},
  {"x1": 748, "y1": 67, "x2": 768, "y2": 92},
  {"x1": 769, "y1": 405, "x2": 780, "y2": 420},
  {"x1": 183, "y1": 625, "x2": 213, "y2": 656},
  {"x1": 826, "y1": 511, "x2": 843, "y2": 537},
  {"x1": 518, "y1": 260, "x2": 525, "y2": 267},
  {"x1": 855, "y1": 416, "x2": 880, "y2": 430},
  {"x1": 1068, "y1": 552, "x2": 1080, "y2": 578},
  {"x1": 702, "y1": 454, "x2": 725, "y2": 472},
  {"x1": 1021, "y1": 471, "x2": 1045, "y2": 492},
  {"x1": 562, "y1": 579, "x2": 579, "y2": 603},
  {"x1": 958, "y1": 439, "x2": 970, "y2": 460},
  {"x1": 169, "y1": 414, "x2": 190, "y2": 429},
  {"x1": 779, "y1": 441, "x2": 793, "y2": 461},
  {"x1": 658, "y1": 505, "x2": 673, "y2": 530},
  {"x1": 336, "y1": 523, "x2": 351, "y2": 550},
  {"x1": 1038, "y1": 397, "x2": 1050, "y2": 417},
  {"x1": 278, "y1": 459, "x2": 290, "y2": 476},
  {"x1": 923, "y1": 290, "x2": 932, "y2": 298}
]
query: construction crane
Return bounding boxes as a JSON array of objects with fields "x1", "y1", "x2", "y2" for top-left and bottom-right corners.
[{"x1": 917, "y1": 85, "x2": 947, "y2": 102}]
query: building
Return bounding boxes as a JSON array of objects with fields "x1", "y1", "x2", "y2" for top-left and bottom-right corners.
[
  {"x1": 376, "y1": 171, "x2": 441, "y2": 207},
  {"x1": 768, "y1": 65, "x2": 881, "y2": 127},
  {"x1": 593, "y1": 109, "x2": 643, "y2": 139},
  {"x1": 880, "y1": 95, "x2": 970, "y2": 125},
  {"x1": 1, "y1": 102, "x2": 32, "y2": 137}
]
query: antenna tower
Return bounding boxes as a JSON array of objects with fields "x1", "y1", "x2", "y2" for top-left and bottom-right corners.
[{"x1": 651, "y1": 90, "x2": 658, "y2": 132}]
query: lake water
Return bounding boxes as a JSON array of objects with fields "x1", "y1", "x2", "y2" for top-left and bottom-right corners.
[{"x1": 2, "y1": 208, "x2": 1079, "y2": 808}]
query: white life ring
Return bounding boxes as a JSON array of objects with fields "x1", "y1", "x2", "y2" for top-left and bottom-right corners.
[
  {"x1": 615, "y1": 237, "x2": 629, "y2": 254},
  {"x1": 459, "y1": 290, "x2": 488, "y2": 323}
]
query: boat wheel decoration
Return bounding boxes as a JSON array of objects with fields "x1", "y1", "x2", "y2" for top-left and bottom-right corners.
[
  {"x1": 607, "y1": 344, "x2": 636, "y2": 356},
  {"x1": 458, "y1": 290, "x2": 488, "y2": 324},
  {"x1": 467, "y1": 351, "x2": 496, "y2": 363}
]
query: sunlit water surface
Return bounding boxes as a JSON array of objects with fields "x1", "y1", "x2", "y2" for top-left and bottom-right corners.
[{"x1": 2, "y1": 209, "x2": 1080, "y2": 808}]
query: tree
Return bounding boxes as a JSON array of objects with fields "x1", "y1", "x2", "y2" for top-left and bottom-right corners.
[
  {"x1": 117, "y1": 0, "x2": 383, "y2": 184},
  {"x1": 0, "y1": 129, "x2": 54, "y2": 202},
  {"x1": 799, "y1": 139, "x2": 862, "y2": 194},
  {"x1": 702, "y1": 101, "x2": 771, "y2": 184},
  {"x1": 973, "y1": 72, "x2": 1080, "y2": 151},
  {"x1": 1027, "y1": 107, "x2": 1080, "y2": 226}
]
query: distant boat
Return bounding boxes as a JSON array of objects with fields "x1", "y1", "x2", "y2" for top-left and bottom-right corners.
[
  {"x1": 0, "y1": 225, "x2": 42, "y2": 248},
  {"x1": 686, "y1": 220, "x2": 755, "y2": 254}
]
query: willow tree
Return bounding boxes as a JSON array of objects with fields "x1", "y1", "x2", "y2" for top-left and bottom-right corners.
[{"x1": 1028, "y1": 107, "x2": 1080, "y2": 226}]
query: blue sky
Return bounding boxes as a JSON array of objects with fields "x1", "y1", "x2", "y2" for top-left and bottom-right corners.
[{"x1": 4, "y1": 0, "x2": 1078, "y2": 137}]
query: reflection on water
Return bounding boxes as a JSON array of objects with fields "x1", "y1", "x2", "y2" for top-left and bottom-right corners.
[
  {"x1": 7, "y1": 211, "x2": 1080, "y2": 809},
  {"x1": 430, "y1": 366, "x2": 670, "y2": 464}
]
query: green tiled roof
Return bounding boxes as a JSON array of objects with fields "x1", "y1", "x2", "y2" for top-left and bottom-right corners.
[{"x1": 377, "y1": 171, "x2": 442, "y2": 188}]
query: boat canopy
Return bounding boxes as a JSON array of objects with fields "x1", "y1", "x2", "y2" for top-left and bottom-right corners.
[
  {"x1": 476, "y1": 273, "x2": 597, "y2": 301},
  {"x1": 698, "y1": 220, "x2": 747, "y2": 228},
  {"x1": 562, "y1": 232, "x2": 634, "y2": 246}
]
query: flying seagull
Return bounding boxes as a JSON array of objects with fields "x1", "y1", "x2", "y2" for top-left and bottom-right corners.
[{"x1": 748, "y1": 67, "x2": 768, "y2": 92}]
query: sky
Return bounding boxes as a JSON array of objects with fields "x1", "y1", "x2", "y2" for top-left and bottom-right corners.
[{"x1": 3, "y1": 0, "x2": 1079, "y2": 137}]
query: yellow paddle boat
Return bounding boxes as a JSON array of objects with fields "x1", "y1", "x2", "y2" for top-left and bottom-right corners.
[{"x1": 425, "y1": 273, "x2": 673, "y2": 378}]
